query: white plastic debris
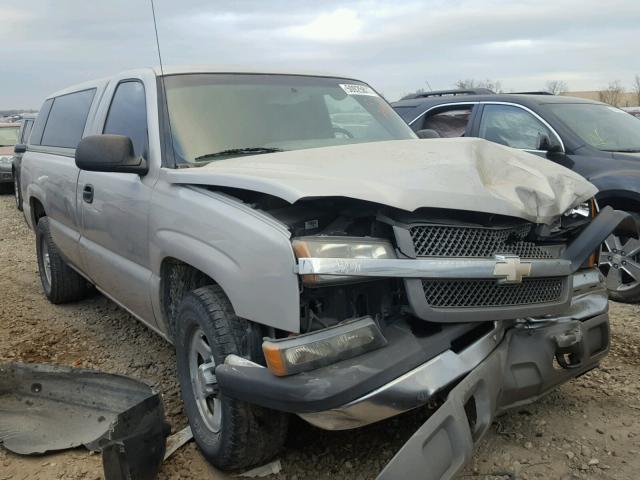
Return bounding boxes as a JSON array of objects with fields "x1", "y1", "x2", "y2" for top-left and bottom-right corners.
[
  {"x1": 163, "y1": 425, "x2": 193, "y2": 461},
  {"x1": 237, "y1": 459, "x2": 282, "y2": 477}
]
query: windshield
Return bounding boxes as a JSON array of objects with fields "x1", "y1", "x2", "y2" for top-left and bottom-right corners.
[
  {"x1": 0, "y1": 126, "x2": 19, "y2": 146},
  {"x1": 163, "y1": 74, "x2": 415, "y2": 165},
  {"x1": 548, "y1": 103, "x2": 640, "y2": 152}
]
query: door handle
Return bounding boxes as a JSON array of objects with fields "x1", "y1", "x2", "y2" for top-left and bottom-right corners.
[{"x1": 82, "y1": 184, "x2": 94, "y2": 204}]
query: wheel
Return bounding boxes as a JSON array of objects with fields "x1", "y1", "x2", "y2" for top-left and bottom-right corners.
[
  {"x1": 36, "y1": 217, "x2": 90, "y2": 304},
  {"x1": 13, "y1": 170, "x2": 22, "y2": 210},
  {"x1": 174, "y1": 285, "x2": 288, "y2": 471},
  {"x1": 599, "y1": 213, "x2": 640, "y2": 303}
]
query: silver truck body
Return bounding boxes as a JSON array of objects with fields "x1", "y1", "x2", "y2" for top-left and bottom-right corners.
[
  {"x1": 20, "y1": 67, "x2": 628, "y2": 479},
  {"x1": 21, "y1": 67, "x2": 595, "y2": 336}
]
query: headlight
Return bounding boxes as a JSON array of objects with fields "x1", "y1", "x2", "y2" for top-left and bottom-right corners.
[
  {"x1": 0, "y1": 156, "x2": 12, "y2": 165},
  {"x1": 292, "y1": 236, "x2": 396, "y2": 285},
  {"x1": 262, "y1": 316, "x2": 387, "y2": 376},
  {"x1": 563, "y1": 199, "x2": 596, "y2": 219},
  {"x1": 563, "y1": 198, "x2": 599, "y2": 267}
]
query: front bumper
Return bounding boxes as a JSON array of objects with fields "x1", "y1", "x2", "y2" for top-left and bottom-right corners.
[
  {"x1": 216, "y1": 268, "x2": 608, "y2": 424},
  {"x1": 377, "y1": 312, "x2": 609, "y2": 480}
]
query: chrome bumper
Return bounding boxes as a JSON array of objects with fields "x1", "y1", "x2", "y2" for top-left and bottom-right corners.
[
  {"x1": 300, "y1": 268, "x2": 607, "y2": 431},
  {"x1": 299, "y1": 323, "x2": 504, "y2": 430}
]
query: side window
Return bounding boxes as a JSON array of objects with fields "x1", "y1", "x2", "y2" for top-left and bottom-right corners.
[
  {"x1": 103, "y1": 81, "x2": 148, "y2": 158},
  {"x1": 21, "y1": 120, "x2": 34, "y2": 144},
  {"x1": 41, "y1": 89, "x2": 96, "y2": 149},
  {"x1": 29, "y1": 98, "x2": 53, "y2": 146},
  {"x1": 421, "y1": 106, "x2": 473, "y2": 138},
  {"x1": 479, "y1": 104, "x2": 554, "y2": 150}
]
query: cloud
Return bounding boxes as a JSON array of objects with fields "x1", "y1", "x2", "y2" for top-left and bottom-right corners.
[
  {"x1": 286, "y1": 8, "x2": 363, "y2": 41},
  {"x1": 1, "y1": 0, "x2": 639, "y2": 107}
]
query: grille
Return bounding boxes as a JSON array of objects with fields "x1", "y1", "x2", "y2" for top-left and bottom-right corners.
[
  {"x1": 409, "y1": 224, "x2": 553, "y2": 259},
  {"x1": 422, "y1": 277, "x2": 564, "y2": 308}
]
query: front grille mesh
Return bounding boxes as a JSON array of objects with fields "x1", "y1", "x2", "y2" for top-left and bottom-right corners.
[
  {"x1": 422, "y1": 277, "x2": 564, "y2": 308},
  {"x1": 409, "y1": 224, "x2": 553, "y2": 259}
]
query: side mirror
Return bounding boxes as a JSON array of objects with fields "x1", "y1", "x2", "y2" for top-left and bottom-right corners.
[
  {"x1": 416, "y1": 129, "x2": 441, "y2": 139},
  {"x1": 75, "y1": 135, "x2": 148, "y2": 175},
  {"x1": 14, "y1": 144, "x2": 26, "y2": 154},
  {"x1": 537, "y1": 133, "x2": 563, "y2": 154}
]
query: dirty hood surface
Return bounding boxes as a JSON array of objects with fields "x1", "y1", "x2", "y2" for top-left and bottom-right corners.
[{"x1": 165, "y1": 138, "x2": 597, "y2": 224}]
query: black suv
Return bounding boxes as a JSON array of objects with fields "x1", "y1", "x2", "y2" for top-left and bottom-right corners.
[{"x1": 393, "y1": 89, "x2": 640, "y2": 303}]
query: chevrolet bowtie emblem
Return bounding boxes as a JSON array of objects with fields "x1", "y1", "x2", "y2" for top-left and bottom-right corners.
[{"x1": 493, "y1": 255, "x2": 532, "y2": 284}]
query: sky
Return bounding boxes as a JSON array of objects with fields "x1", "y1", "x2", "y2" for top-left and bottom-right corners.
[{"x1": 1, "y1": 0, "x2": 639, "y2": 108}]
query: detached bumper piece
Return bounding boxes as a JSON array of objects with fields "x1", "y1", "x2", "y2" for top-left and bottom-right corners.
[
  {"x1": 0, "y1": 363, "x2": 169, "y2": 480},
  {"x1": 377, "y1": 314, "x2": 609, "y2": 480}
]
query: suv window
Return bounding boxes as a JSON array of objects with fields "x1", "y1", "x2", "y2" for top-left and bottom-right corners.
[
  {"x1": 479, "y1": 104, "x2": 553, "y2": 150},
  {"x1": 21, "y1": 120, "x2": 34, "y2": 144},
  {"x1": 103, "y1": 81, "x2": 148, "y2": 158},
  {"x1": 422, "y1": 106, "x2": 473, "y2": 138},
  {"x1": 30, "y1": 99, "x2": 53, "y2": 146},
  {"x1": 41, "y1": 89, "x2": 96, "y2": 149}
]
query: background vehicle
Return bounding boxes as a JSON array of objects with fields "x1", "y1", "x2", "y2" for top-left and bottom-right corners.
[
  {"x1": 622, "y1": 106, "x2": 640, "y2": 119},
  {"x1": 393, "y1": 90, "x2": 640, "y2": 302},
  {"x1": 11, "y1": 113, "x2": 36, "y2": 210},
  {"x1": 20, "y1": 68, "x2": 625, "y2": 478},
  {"x1": 0, "y1": 122, "x2": 20, "y2": 194}
]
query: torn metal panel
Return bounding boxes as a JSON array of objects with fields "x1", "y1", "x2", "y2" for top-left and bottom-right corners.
[
  {"x1": 0, "y1": 363, "x2": 168, "y2": 480},
  {"x1": 165, "y1": 138, "x2": 597, "y2": 224}
]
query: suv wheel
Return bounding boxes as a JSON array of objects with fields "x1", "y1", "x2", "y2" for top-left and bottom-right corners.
[
  {"x1": 36, "y1": 217, "x2": 91, "y2": 304},
  {"x1": 600, "y1": 213, "x2": 640, "y2": 303},
  {"x1": 14, "y1": 171, "x2": 22, "y2": 210},
  {"x1": 175, "y1": 285, "x2": 288, "y2": 471}
]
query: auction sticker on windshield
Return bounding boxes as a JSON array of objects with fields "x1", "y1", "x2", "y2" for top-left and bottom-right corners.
[{"x1": 339, "y1": 84, "x2": 379, "y2": 97}]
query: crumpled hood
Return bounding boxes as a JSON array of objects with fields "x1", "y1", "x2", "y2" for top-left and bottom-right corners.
[{"x1": 165, "y1": 138, "x2": 597, "y2": 224}]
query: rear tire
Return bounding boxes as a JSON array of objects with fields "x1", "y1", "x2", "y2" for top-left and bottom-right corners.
[
  {"x1": 36, "y1": 217, "x2": 91, "y2": 304},
  {"x1": 175, "y1": 285, "x2": 288, "y2": 471},
  {"x1": 14, "y1": 170, "x2": 22, "y2": 210}
]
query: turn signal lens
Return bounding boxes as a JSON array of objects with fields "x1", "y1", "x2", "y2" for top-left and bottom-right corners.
[{"x1": 262, "y1": 317, "x2": 387, "y2": 376}]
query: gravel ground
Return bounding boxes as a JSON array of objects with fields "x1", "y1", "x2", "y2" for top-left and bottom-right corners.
[{"x1": 1, "y1": 192, "x2": 639, "y2": 480}]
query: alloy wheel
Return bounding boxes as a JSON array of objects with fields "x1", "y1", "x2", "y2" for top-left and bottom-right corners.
[
  {"x1": 14, "y1": 175, "x2": 19, "y2": 208},
  {"x1": 599, "y1": 233, "x2": 640, "y2": 293},
  {"x1": 188, "y1": 326, "x2": 221, "y2": 433},
  {"x1": 40, "y1": 237, "x2": 52, "y2": 287}
]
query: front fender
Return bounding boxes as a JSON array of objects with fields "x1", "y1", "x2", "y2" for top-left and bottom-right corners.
[
  {"x1": 588, "y1": 170, "x2": 640, "y2": 206},
  {"x1": 149, "y1": 183, "x2": 300, "y2": 333}
]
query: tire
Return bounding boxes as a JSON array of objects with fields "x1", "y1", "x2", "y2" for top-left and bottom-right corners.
[
  {"x1": 36, "y1": 217, "x2": 90, "y2": 304},
  {"x1": 175, "y1": 285, "x2": 288, "y2": 471},
  {"x1": 600, "y1": 212, "x2": 640, "y2": 303},
  {"x1": 14, "y1": 170, "x2": 22, "y2": 211}
]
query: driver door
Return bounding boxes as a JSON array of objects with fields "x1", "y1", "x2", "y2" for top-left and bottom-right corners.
[{"x1": 78, "y1": 79, "x2": 156, "y2": 323}]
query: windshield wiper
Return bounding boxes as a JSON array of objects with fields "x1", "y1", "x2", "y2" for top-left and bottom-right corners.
[
  {"x1": 602, "y1": 148, "x2": 640, "y2": 153},
  {"x1": 194, "y1": 147, "x2": 283, "y2": 161}
]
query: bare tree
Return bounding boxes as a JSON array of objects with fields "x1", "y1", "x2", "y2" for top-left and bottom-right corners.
[
  {"x1": 545, "y1": 80, "x2": 568, "y2": 95},
  {"x1": 454, "y1": 79, "x2": 502, "y2": 93},
  {"x1": 599, "y1": 80, "x2": 625, "y2": 106},
  {"x1": 400, "y1": 88, "x2": 426, "y2": 100},
  {"x1": 633, "y1": 74, "x2": 640, "y2": 106}
]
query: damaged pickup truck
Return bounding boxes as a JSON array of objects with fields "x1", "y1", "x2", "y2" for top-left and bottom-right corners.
[{"x1": 19, "y1": 67, "x2": 633, "y2": 478}]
